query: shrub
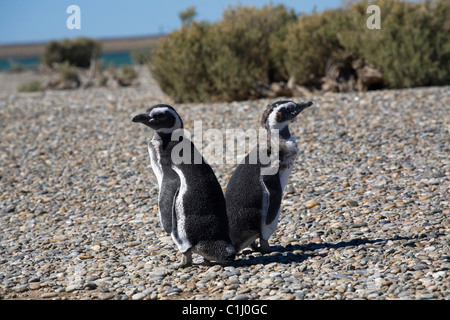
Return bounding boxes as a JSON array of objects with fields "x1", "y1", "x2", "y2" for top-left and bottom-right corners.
[
  {"x1": 179, "y1": 6, "x2": 197, "y2": 26},
  {"x1": 150, "y1": 0, "x2": 450, "y2": 101},
  {"x1": 340, "y1": 0, "x2": 450, "y2": 88},
  {"x1": 9, "y1": 63, "x2": 25, "y2": 73},
  {"x1": 97, "y1": 73, "x2": 108, "y2": 87},
  {"x1": 280, "y1": 8, "x2": 352, "y2": 86},
  {"x1": 112, "y1": 65, "x2": 138, "y2": 86},
  {"x1": 42, "y1": 37, "x2": 101, "y2": 68},
  {"x1": 130, "y1": 48, "x2": 153, "y2": 65},
  {"x1": 58, "y1": 61, "x2": 80, "y2": 85},
  {"x1": 150, "y1": 4, "x2": 296, "y2": 102},
  {"x1": 18, "y1": 80, "x2": 43, "y2": 92},
  {"x1": 150, "y1": 22, "x2": 217, "y2": 102},
  {"x1": 218, "y1": 4, "x2": 296, "y2": 85},
  {"x1": 45, "y1": 61, "x2": 81, "y2": 90}
]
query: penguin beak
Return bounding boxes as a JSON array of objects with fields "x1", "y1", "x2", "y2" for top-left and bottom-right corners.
[
  {"x1": 294, "y1": 101, "x2": 313, "y2": 114},
  {"x1": 132, "y1": 113, "x2": 152, "y2": 124}
]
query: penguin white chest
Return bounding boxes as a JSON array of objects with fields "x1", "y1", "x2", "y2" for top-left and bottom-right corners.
[
  {"x1": 170, "y1": 166, "x2": 192, "y2": 253},
  {"x1": 148, "y1": 140, "x2": 163, "y2": 189},
  {"x1": 261, "y1": 136, "x2": 299, "y2": 240},
  {"x1": 279, "y1": 136, "x2": 299, "y2": 190}
]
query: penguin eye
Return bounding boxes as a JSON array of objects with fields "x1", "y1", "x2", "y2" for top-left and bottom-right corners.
[
  {"x1": 285, "y1": 106, "x2": 292, "y2": 112},
  {"x1": 154, "y1": 113, "x2": 166, "y2": 118}
]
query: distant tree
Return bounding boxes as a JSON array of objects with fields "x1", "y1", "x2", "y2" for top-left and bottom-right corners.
[
  {"x1": 179, "y1": 6, "x2": 197, "y2": 26},
  {"x1": 42, "y1": 37, "x2": 101, "y2": 68}
]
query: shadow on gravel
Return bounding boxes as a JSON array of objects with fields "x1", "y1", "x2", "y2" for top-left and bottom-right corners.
[{"x1": 233, "y1": 236, "x2": 413, "y2": 267}]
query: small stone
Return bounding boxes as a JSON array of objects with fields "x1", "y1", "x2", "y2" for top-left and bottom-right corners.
[
  {"x1": 41, "y1": 292, "x2": 58, "y2": 299},
  {"x1": 29, "y1": 283, "x2": 41, "y2": 290},
  {"x1": 346, "y1": 200, "x2": 359, "y2": 207},
  {"x1": 166, "y1": 287, "x2": 182, "y2": 295},
  {"x1": 311, "y1": 236, "x2": 323, "y2": 243},
  {"x1": 98, "y1": 292, "x2": 115, "y2": 300},
  {"x1": 28, "y1": 276, "x2": 40, "y2": 283},
  {"x1": 66, "y1": 284, "x2": 81, "y2": 292},
  {"x1": 233, "y1": 294, "x2": 249, "y2": 300},
  {"x1": 132, "y1": 292, "x2": 147, "y2": 300},
  {"x1": 12, "y1": 284, "x2": 29, "y2": 293},
  {"x1": 380, "y1": 279, "x2": 393, "y2": 286},
  {"x1": 402, "y1": 240, "x2": 416, "y2": 247},
  {"x1": 383, "y1": 204, "x2": 396, "y2": 210},
  {"x1": 221, "y1": 294, "x2": 234, "y2": 300},
  {"x1": 350, "y1": 222, "x2": 367, "y2": 228},
  {"x1": 78, "y1": 253, "x2": 94, "y2": 260},
  {"x1": 432, "y1": 271, "x2": 446, "y2": 279},
  {"x1": 419, "y1": 293, "x2": 435, "y2": 300},
  {"x1": 84, "y1": 282, "x2": 97, "y2": 290},
  {"x1": 305, "y1": 201, "x2": 320, "y2": 209}
]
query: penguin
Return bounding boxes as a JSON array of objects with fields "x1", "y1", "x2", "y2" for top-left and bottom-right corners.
[
  {"x1": 132, "y1": 104, "x2": 235, "y2": 267},
  {"x1": 225, "y1": 100, "x2": 313, "y2": 253}
]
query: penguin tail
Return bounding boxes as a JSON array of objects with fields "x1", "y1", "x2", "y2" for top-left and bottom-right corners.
[{"x1": 196, "y1": 240, "x2": 236, "y2": 265}]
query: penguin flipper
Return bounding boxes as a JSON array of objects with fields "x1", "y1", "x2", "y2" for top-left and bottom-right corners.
[
  {"x1": 171, "y1": 188, "x2": 179, "y2": 236},
  {"x1": 262, "y1": 173, "x2": 282, "y2": 225},
  {"x1": 171, "y1": 188, "x2": 192, "y2": 253}
]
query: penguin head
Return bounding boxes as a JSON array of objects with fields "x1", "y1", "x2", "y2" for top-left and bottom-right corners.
[
  {"x1": 132, "y1": 104, "x2": 183, "y2": 134},
  {"x1": 261, "y1": 100, "x2": 313, "y2": 130}
]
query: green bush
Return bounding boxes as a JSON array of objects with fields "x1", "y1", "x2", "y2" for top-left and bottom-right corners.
[
  {"x1": 150, "y1": 0, "x2": 450, "y2": 102},
  {"x1": 42, "y1": 37, "x2": 101, "y2": 68},
  {"x1": 179, "y1": 6, "x2": 197, "y2": 26},
  {"x1": 150, "y1": 22, "x2": 213, "y2": 102},
  {"x1": 280, "y1": 8, "x2": 352, "y2": 86},
  {"x1": 150, "y1": 4, "x2": 295, "y2": 102},
  {"x1": 283, "y1": 0, "x2": 450, "y2": 89},
  {"x1": 18, "y1": 80, "x2": 43, "y2": 92},
  {"x1": 97, "y1": 73, "x2": 108, "y2": 87},
  {"x1": 340, "y1": 0, "x2": 450, "y2": 88},
  {"x1": 9, "y1": 63, "x2": 25, "y2": 73},
  {"x1": 130, "y1": 48, "x2": 153, "y2": 65},
  {"x1": 117, "y1": 65, "x2": 138, "y2": 86},
  {"x1": 58, "y1": 61, "x2": 80, "y2": 85}
]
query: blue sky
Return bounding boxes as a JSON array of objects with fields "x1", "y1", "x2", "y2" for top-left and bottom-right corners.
[{"x1": 0, "y1": 0, "x2": 343, "y2": 44}]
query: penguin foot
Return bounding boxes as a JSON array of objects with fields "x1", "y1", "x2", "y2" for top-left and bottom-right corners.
[
  {"x1": 178, "y1": 250, "x2": 193, "y2": 268},
  {"x1": 249, "y1": 239, "x2": 271, "y2": 253},
  {"x1": 259, "y1": 239, "x2": 270, "y2": 253},
  {"x1": 250, "y1": 241, "x2": 259, "y2": 252}
]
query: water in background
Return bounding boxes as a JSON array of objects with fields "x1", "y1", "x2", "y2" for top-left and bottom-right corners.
[{"x1": 0, "y1": 51, "x2": 133, "y2": 72}]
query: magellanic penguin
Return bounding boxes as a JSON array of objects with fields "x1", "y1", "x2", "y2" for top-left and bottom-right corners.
[
  {"x1": 225, "y1": 100, "x2": 313, "y2": 253},
  {"x1": 132, "y1": 104, "x2": 235, "y2": 267}
]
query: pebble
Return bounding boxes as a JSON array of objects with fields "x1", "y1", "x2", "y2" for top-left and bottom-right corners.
[
  {"x1": 346, "y1": 200, "x2": 359, "y2": 207},
  {"x1": 132, "y1": 292, "x2": 147, "y2": 300},
  {"x1": 65, "y1": 284, "x2": 81, "y2": 293},
  {"x1": 29, "y1": 283, "x2": 41, "y2": 290},
  {"x1": 84, "y1": 283, "x2": 98, "y2": 290},
  {"x1": 12, "y1": 284, "x2": 29, "y2": 293},
  {"x1": 41, "y1": 292, "x2": 58, "y2": 299},
  {"x1": 305, "y1": 201, "x2": 320, "y2": 209},
  {"x1": 0, "y1": 69, "x2": 448, "y2": 300},
  {"x1": 98, "y1": 292, "x2": 115, "y2": 300}
]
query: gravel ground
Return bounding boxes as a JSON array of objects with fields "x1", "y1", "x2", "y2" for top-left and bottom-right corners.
[{"x1": 0, "y1": 67, "x2": 449, "y2": 300}]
